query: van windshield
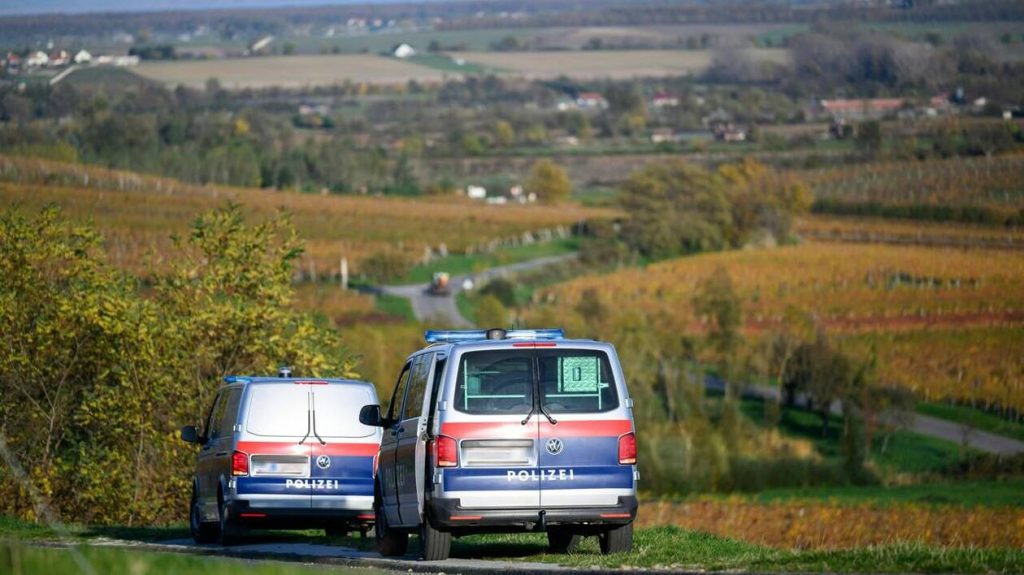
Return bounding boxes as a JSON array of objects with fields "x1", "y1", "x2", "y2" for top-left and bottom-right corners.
[
  {"x1": 453, "y1": 349, "x2": 619, "y2": 415},
  {"x1": 246, "y1": 385, "x2": 308, "y2": 437}
]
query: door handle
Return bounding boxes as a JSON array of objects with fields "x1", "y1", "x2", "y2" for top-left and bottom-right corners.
[
  {"x1": 214, "y1": 451, "x2": 228, "y2": 457},
  {"x1": 391, "y1": 427, "x2": 404, "y2": 436}
]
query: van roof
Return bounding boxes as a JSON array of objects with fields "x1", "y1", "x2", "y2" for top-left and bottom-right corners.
[{"x1": 222, "y1": 376, "x2": 374, "y2": 387}]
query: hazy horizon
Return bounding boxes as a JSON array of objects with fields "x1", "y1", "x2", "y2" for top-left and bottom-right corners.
[{"x1": 0, "y1": 0, "x2": 435, "y2": 17}]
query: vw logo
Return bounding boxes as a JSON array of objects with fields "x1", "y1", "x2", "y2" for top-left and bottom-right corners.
[
  {"x1": 315, "y1": 455, "x2": 331, "y2": 470},
  {"x1": 545, "y1": 438, "x2": 564, "y2": 456}
]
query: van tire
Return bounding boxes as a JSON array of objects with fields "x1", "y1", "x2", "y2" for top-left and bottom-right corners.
[
  {"x1": 599, "y1": 522, "x2": 633, "y2": 555},
  {"x1": 420, "y1": 517, "x2": 452, "y2": 561},
  {"x1": 218, "y1": 496, "x2": 243, "y2": 546},
  {"x1": 189, "y1": 486, "x2": 218, "y2": 544},
  {"x1": 374, "y1": 494, "x2": 408, "y2": 556},
  {"x1": 547, "y1": 528, "x2": 581, "y2": 553}
]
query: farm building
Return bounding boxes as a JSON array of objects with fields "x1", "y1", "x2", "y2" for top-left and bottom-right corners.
[
  {"x1": 74, "y1": 50, "x2": 92, "y2": 64},
  {"x1": 391, "y1": 43, "x2": 417, "y2": 59},
  {"x1": 817, "y1": 98, "x2": 905, "y2": 120}
]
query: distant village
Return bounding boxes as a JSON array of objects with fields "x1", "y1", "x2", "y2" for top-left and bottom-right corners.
[{"x1": 2, "y1": 47, "x2": 139, "y2": 76}]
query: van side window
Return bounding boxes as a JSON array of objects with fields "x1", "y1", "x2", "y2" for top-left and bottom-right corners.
[
  {"x1": 387, "y1": 362, "x2": 412, "y2": 421},
  {"x1": 216, "y1": 389, "x2": 242, "y2": 438},
  {"x1": 425, "y1": 357, "x2": 447, "y2": 433},
  {"x1": 402, "y1": 352, "x2": 433, "y2": 421},
  {"x1": 206, "y1": 391, "x2": 228, "y2": 440}
]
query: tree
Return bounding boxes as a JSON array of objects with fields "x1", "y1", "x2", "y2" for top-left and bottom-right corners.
[
  {"x1": 474, "y1": 295, "x2": 509, "y2": 329},
  {"x1": 526, "y1": 159, "x2": 572, "y2": 205},
  {"x1": 693, "y1": 267, "x2": 743, "y2": 394},
  {"x1": 855, "y1": 120, "x2": 883, "y2": 157},
  {"x1": 493, "y1": 120, "x2": 516, "y2": 147}
]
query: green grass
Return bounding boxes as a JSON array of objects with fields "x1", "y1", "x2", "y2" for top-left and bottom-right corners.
[
  {"x1": 0, "y1": 540, "x2": 380, "y2": 575},
  {"x1": 392, "y1": 237, "x2": 579, "y2": 285},
  {"x1": 918, "y1": 403, "x2": 1024, "y2": 443},
  {"x1": 374, "y1": 292, "x2": 416, "y2": 322},
  {"x1": 455, "y1": 290, "x2": 476, "y2": 325},
  {"x1": 738, "y1": 398, "x2": 970, "y2": 475},
  {"x1": 730, "y1": 480, "x2": 1024, "y2": 508},
  {"x1": 450, "y1": 528, "x2": 1024, "y2": 573}
]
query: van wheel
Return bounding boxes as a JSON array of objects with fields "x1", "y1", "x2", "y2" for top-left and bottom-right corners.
[
  {"x1": 599, "y1": 522, "x2": 633, "y2": 555},
  {"x1": 218, "y1": 496, "x2": 243, "y2": 546},
  {"x1": 547, "y1": 528, "x2": 581, "y2": 553},
  {"x1": 324, "y1": 522, "x2": 349, "y2": 538},
  {"x1": 189, "y1": 486, "x2": 218, "y2": 544},
  {"x1": 374, "y1": 496, "x2": 408, "y2": 556},
  {"x1": 420, "y1": 517, "x2": 451, "y2": 561}
]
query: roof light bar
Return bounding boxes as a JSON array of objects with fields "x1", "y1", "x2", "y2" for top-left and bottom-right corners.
[
  {"x1": 424, "y1": 328, "x2": 564, "y2": 344},
  {"x1": 224, "y1": 376, "x2": 251, "y2": 384}
]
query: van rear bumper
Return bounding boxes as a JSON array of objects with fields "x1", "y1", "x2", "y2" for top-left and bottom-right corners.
[
  {"x1": 228, "y1": 498, "x2": 375, "y2": 529},
  {"x1": 426, "y1": 495, "x2": 637, "y2": 532}
]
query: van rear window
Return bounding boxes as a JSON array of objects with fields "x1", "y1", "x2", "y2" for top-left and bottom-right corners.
[
  {"x1": 538, "y1": 350, "x2": 619, "y2": 414},
  {"x1": 313, "y1": 386, "x2": 377, "y2": 438},
  {"x1": 453, "y1": 349, "x2": 619, "y2": 415},
  {"x1": 246, "y1": 385, "x2": 308, "y2": 437}
]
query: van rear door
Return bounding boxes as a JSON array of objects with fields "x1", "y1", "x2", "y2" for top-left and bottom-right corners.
[
  {"x1": 238, "y1": 384, "x2": 313, "y2": 509},
  {"x1": 440, "y1": 349, "x2": 540, "y2": 510},
  {"x1": 309, "y1": 383, "x2": 381, "y2": 512},
  {"x1": 536, "y1": 349, "x2": 633, "y2": 508}
]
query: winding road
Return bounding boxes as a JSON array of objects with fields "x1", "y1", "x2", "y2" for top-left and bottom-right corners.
[{"x1": 379, "y1": 253, "x2": 579, "y2": 327}]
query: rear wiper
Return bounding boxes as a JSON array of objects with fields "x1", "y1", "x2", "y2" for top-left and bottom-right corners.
[
  {"x1": 520, "y1": 406, "x2": 535, "y2": 426},
  {"x1": 311, "y1": 409, "x2": 326, "y2": 445},
  {"x1": 298, "y1": 408, "x2": 312, "y2": 445},
  {"x1": 539, "y1": 405, "x2": 558, "y2": 425}
]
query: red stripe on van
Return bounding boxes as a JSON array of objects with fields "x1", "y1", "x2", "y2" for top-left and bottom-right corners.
[
  {"x1": 311, "y1": 443, "x2": 379, "y2": 457},
  {"x1": 235, "y1": 441, "x2": 308, "y2": 456},
  {"x1": 540, "y1": 420, "x2": 632, "y2": 437},
  {"x1": 440, "y1": 422, "x2": 536, "y2": 440},
  {"x1": 235, "y1": 441, "x2": 378, "y2": 457},
  {"x1": 441, "y1": 420, "x2": 631, "y2": 439}
]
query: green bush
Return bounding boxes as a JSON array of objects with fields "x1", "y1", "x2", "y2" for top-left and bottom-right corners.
[{"x1": 0, "y1": 204, "x2": 356, "y2": 526}]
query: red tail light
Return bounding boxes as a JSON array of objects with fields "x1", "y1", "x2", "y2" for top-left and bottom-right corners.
[
  {"x1": 432, "y1": 435, "x2": 458, "y2": 468},
  {"x1": 231, "y1": 450, "x2": 249, "y2": 476},
  {"x1": 618, "y1": 432, "x2": 636, "y2": 465}
]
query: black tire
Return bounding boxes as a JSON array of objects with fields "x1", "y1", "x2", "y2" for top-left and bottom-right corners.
[
  {"x1": 374, "y1": 491, "x2": 408, "y2": 556},
  {"x1": 325, "y1": 522, "x2": 349, "y2": 538},
  {"x1": 547, "y1": 528, "x2": 581, "y2": 553},
  {"x1": 420, "y1": 516, "x2": 452, "y2": 561},
  {"x1": 218, "y1": 495, "x2": 243, "y2": 546},
  {"x1": 189, "y1": 486, "x2": 219, "y2": 544},
  {"x1": 599, "y1": 522, "x2": 633, "y2": 555}
]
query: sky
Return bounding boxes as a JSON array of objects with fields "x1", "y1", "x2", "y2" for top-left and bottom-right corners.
[{"x1": 0, "y1": 0, "x2": 421, "y2": 17}]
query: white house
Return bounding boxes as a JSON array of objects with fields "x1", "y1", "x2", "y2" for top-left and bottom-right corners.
[
  {"x1": 466, "y1": 185, "x2": 487, "y2": 199},
  {"x1": 25, "y1": 51, "x2": 49, "y2": 68},
  {"x1": 391, "y1": 43, "x2": 417, "y2": 59},
  {"x1": 73, "y1": 49, "x2": 92, "y2": 64}
]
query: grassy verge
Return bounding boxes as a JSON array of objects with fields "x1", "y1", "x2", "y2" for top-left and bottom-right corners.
[
  {"x1": 455, "y1": 290, "x2": 476, "y2": 326},
  {"x1": 918, "y1": 402, "x2": 1024, "y2": 443},
  {"x1": 374, "y1": 293, "x2": 416, "y2": 322},
  {"x1": 0, "y1": 540, "x2": 378, "y2": 575},
  {"x1": 392, "y1": 237, "x2": 579, "y2": 285},
  {"x1": 451, "y1": 528, "x2": 1024, "y2": 573},
  {"x1": 711, "y1": 479, "x2": 1024, "y2": 508}
]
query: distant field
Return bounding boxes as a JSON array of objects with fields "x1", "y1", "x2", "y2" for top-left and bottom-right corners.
[
  {"x1": 133, "y1": 48, "x2": 790, "y2": 87},
  {"x1": 528, "y1": 241, "x2": 1024, "y2": 414},
  {"x1": 0, "y1": 155, "x2": 613, "y2": 276},
  {"x1": 457, "y1": 48, "x2": 789, "y2": 80},
  {"x1": 134, "y1": 54, "x2": 451, "y2": 88}
]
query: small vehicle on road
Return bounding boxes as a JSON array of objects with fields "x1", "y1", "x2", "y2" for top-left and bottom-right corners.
[
  {"x1": 180, "y1": 372, "x2": 382, "y2": 545},
  {"x1": 427, "y1": 272, "x2": 451, "y2": 296},
  {"x1": 359, "y1": 328, "x2": 638, "y2": 560}
]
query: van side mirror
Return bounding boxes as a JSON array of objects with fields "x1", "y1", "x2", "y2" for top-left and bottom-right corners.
[
  {"x1": 359, "y1": 404, "x2": 384, "y2": 427},
  {"x1": 180, "y1": 425, "x2": 201, "y2": 444}
]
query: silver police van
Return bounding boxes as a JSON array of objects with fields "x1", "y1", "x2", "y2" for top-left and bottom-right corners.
[
  {"x1": 181, "y1": 373, "x2": 382, "y2": 545},
  {"x1": 359, "y1": 328, "x2": 638, "y2": 560}
]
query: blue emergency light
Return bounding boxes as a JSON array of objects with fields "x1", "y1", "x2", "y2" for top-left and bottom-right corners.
[{"x1": 424, "y1": 328, "x2": 564, "y2": 344}]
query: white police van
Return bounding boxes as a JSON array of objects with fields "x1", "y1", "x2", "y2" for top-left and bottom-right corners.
[
  {"x1": 359, "y1": 328, "x2": 638, "y2": 560},
  {"x1": 181, "y1": 372, "x2": 382, "y2": 545}
]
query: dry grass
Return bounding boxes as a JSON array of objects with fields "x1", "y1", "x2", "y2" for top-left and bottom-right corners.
[
  {"x1": 0, "y1": 155, "x2": 613, "y2": 276},
  {"x1": 459, "y1": 48, "x2": 789, "y2": 80},
  {"x1": 134, "y1": 54, "x2": 451, "y2": 89},
  {"x1": 638, "y1": 499, "x2": 1024, "y2": 549}
]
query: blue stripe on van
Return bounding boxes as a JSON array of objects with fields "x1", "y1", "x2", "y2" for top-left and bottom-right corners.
[{"x1": 443, "y1": 465, "x2": 633, "y2": 492}]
